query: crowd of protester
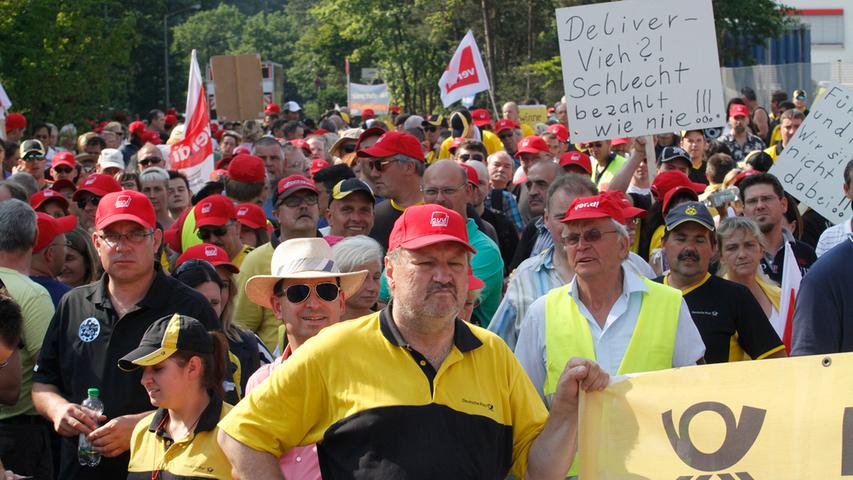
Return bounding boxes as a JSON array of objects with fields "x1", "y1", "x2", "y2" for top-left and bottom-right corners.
[{"x1": 0, "y1": 85, "x2": 850, "y2": 479}]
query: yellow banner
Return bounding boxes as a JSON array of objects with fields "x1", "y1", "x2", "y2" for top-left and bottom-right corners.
[
  {"x1": 518, "y1": 105, "x2": 548, "y2": 126},
  {"x1": 580, "y1": 353, "x2": 853, "y2": 479}
]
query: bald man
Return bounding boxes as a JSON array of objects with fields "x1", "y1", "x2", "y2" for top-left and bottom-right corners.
[{"x1": 502, "y1": 101, "x2": 534, "y2": 137}]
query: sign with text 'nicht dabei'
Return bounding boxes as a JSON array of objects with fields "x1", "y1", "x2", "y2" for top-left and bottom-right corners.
[
  {"x1": 556, "y1": 0, "x2": 725, "y2": 143},
  {"x1": 580, "y1": 353, "x2": 853, "y2": 479}
]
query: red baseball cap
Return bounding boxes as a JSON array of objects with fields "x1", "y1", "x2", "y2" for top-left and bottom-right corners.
[
  {"x1": 233, "y1": 145, "x2": 253, "y2": 156},
  {"x1": 31, "y1": 189, "x2": 70, "y2": 211},
  {"x1": 265, "y1": 103, "x2": 281, "y2": 114},
  {"x1": 357, "y1": 131, "x2": 424, "y2": 162},
  {"x1": 289, "y1": 138, "x2": 312, "y2": 156},
  {"x1": 517, "y1": 136, "x2": 550, "y2": 155},
  {"x1": 235, "y1": 203, "x2": 272, "y2": 234},
  {"x1": 559, "y1": 151, "x2": 592, "y2": 175},
  {"x1": 164, "y1": 114, "x2": 178, "y2": 127},
  {"x1": 95, "y1": 190, "x2": 157, "y2": 230},
  {"x1": 610, "y1": 191, "x2": 647, "y2": 219},
  {"x1": 662, "y1": 186, "x2": 700, "y2": 214},
  {"x1": 5, "y1": 113, "x2": 26, "y2": 132},
  {"x1": 733, "y1": 169, "x2": 761, "y2": 187},
  {"x1": 311, "y1": 158, "x2": 330, "y2": 177},
  {"x1": 50, "y1": 179, "x2": 77, "y2": 193},
  {"x1": 561, "y1": 193, "x2": 627, "y2": 225},
  {"x1": 460, "y1": 163, "x2": 479, "y2": 186},
  {"x1": 362, "y1": 109, "x2": 376, "y2": 120},
  {"x1": 611, "y1": 137, "x2": 630, "y2": 147},
  {"x1": 34, "y1": 213, "x2": 77, "y2": 253},
  {"x1": 355, "y1": 127, "x2": 386, "y2": 152},
  {"x1": 390, "y1": 105, "x2": 400, "y2": 114},
  {"x1": 494, "y1": 119, "x2": 518, "y2": 135},
  {"x1": 651, "y1": 170, "x2": 706, "y2": 200},
  {"x1": 388, "y1": 204, "x2": 476, "y2": 253},
  {"x1": 227, "y1": 154, "x2": 266, "y2": 183},
  {"x1": 194, "y1": 194, "x2": 236, "y2": 228},
  {"x1": 276, "y1": 175, "x2": 318, "y2": 199},
  {"x1": 468, "y1": 266, "x2": 484, "y2": 290},
  {"x1": 729, "y1": 104, "x2": 750, "y2": 119},
  {"x1": 128, "y1": 120, "x2": 146, "y2": 135},
  {"x1": 176, "y1": 243, "x2": 239, "y2": 274},
  {"x1": 308, "y1": 129, "x2": 330, "y2": 137},
  {"x1": 51, "y1": 151, "x2": 77, "y2": 169},
  {"x1": 73, "y1": 173, "x2": 121, "y2": 201},
  {"x1": 143, "y1": 130, "x2": 161, "y2": 145},
  {"x1": 547, "y1": 124, "x2": 569, "y2": 143},
  {"x1": 449, "y1": 137, "x2": 465, "y2": 153},
  {"x1": 472, "y1": 109, "x2": 492, "y2": 127}
]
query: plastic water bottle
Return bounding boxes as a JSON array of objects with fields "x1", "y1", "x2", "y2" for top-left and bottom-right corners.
[{"x1": 78, "y1": 388, "x2": 104, "y2": 467}]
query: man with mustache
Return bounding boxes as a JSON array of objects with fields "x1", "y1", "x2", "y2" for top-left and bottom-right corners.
[
  {"x1": 720, "y1": 103, "x2": 766, "y2": 164},
  {"x1": 655, "y1": 201, "x2": 785, "y2": 363},
  {"x1": 219, "y1": 203, "x2": 610, "y2": 479}
]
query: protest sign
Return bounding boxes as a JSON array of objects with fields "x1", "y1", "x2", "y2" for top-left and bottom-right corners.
[
  {"x1": 580, "y1": 353, "x2": 853, "y2": 479},
  {"x1": 439, "y1": 30, "x2": 491, "y2": 108},
  {"x1": 518, "y1": 105, "x2": 548, "y2": 126},
  {"x1": 556, "y1": 0, "x2": 724, "y2": 142},
  {"x1": 210, "y1": 54, "x2": 264, "y2": 121},
  {"x1": 168, "y1": 50, "x2": 213, "y2": 193},
  {"x1": 769, "y1": 83, "x2": 853, "y2": 224},
  {"x1": 349, "y1": 83, "x2": 391, "y2": 115}
]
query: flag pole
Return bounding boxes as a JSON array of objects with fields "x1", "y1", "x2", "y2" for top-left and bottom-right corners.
[{"x1": 345, "y1": 57, "x2": 351, "y2": 114}]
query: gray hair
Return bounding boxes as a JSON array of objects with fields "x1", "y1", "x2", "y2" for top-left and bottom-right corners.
[
  {"x1": 716, "y1": 216, "x2": 768, "y2": 278},
  {"x1": 0, "y1": 200, "x2": 37, "y2": 252},
  {"x1": 393, "y1": 153, "x2": 426, "y2": 176},
  {"x1": 0, "y1": 181, "x2": 28, "y2": 202},
  {"x1": 546, "y1": 173, "x2": 598, "y2": 211},
  {"x1": 7, "y1": 173, "x2": 38, "y2": 198},
  {"x1": 254, "y1": 136, "x2": 284, "y2": 156},
  {"x1": 139, "y1": 166, "x2": 170, "y2": 185},
  {"x1": 331, "y1": 235, "x2": 384, "y2": 273}
]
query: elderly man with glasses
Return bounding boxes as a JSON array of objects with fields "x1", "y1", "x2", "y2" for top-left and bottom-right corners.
[
  {"x1": 515, "y1": 190, "x2": 705, "y2": 479},
  {"x1": 33, "y1": 190, "x2": 219, "y2": 480}
]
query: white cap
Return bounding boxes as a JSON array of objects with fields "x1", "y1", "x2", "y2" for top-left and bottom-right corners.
[
  {"x1": 403, "y1": 115, "x2": 425, "y2": 131},
  {"x1": 284, "y1": 101, "x2": 301, "y2": 112},
  {"x1": 98, "y1": 148, "x2": 125, "y2": 171}
]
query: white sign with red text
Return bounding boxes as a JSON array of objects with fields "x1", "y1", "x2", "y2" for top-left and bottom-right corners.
[{"x1": 439, "y1": 31, "x2": 491, "y2": 108}]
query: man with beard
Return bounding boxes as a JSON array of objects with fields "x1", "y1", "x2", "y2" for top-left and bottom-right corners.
[
  {"x1": 360, "y1": 132, "x2": 425, "y2": 252},
  {"x1": 720, "y1": 104, "x2": 765, "y2": 164},
  {"x1": 232, "y1": 176, "x2": 321, "y2": 351},
  {"x1": 655, "y1": 202, "x2": 785, "y2": 363}
]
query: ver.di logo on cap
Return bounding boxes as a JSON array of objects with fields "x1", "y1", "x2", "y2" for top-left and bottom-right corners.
[
  {"x1": 574, "y1": 201, "x2": 600, "y2": 210},
  {"x1": 204, "y1": 246, "x2": 218, "y2": 257},
  {"x1": 201, "y1": 203, "x2": 212, "y2": 214},
  {"x1": 237, "y1": 207, "x2": 248, "y2": 216},
  {"x1": 430, "y1": 211, "x2": 450, "y2": 228},
  {"x1": 115, "y1": 195, "x2": 132, "y2": 208}
]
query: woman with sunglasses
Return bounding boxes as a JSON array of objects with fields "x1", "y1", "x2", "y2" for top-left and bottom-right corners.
[
  {"x1": 172, "y1": 256, "x2": 271, "y2": 403},
  {"x1": 120, "y1": 314, "x2": 234, "y2": 480}
]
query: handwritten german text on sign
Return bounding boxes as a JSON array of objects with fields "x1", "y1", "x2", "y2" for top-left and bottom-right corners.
[
  {"x1": 769, "y1": 83, "x2": 853, "y2": 224},
  {"x1": 556, "y1": 0, "x2": 724, "y2": 143},
  {"x1": 580, "y1": 353, "x2": 853, "y2": 479}
]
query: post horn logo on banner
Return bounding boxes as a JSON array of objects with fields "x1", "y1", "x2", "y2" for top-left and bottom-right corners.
[{"x1": 662, "y1": 402, "x2": 766, "y2": 480}]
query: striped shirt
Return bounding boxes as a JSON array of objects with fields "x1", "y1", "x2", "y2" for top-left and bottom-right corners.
[
  {"x1": 816, "y1": 218, "x2": 852, "y2": 257},
  {"x1": 485, "y1": 188, "x2": 524, "y2": 232}
]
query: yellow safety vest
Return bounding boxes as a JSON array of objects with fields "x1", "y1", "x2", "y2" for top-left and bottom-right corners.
[{"x1": 543, "y1": 278, "x2": 682, "y2": 477}]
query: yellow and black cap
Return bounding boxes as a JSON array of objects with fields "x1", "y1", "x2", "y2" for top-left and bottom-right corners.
[
  {"x1": 665, "y1": 201, "x2": 715, "y2": 232},
  {"x1": 331, "y1": 178, "x2": 375, "y2": 204},
  {"x1": 118, "y1": 313, "x2": 212, "y2": 372}
]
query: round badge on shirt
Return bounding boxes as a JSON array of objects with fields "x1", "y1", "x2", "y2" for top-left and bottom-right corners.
[{"x1": 78, "y1": 317, "x2": 101, "y2": 343}]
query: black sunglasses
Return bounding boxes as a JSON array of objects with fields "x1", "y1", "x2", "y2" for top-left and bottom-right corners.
[
  {"x1": 198, "y1": 225, "x2": 230, "y2": 241},
  {"x1": 76, "y1": 196, "x2": 101, "y2": 209},
  {"x1": 278, "y1": 282, "x2": 341, "y2": 303},
  {"x1": 139, "y1": 157, "x2": 163, "y2": 167},
  {"x1": 458, "y1": 153, "x2": 484, "y2": 162},
  {"x1": 54, "y1": 166, "x2": 74, "y2": 174},
  {"x1": 368, "y1": 158, "x2": 398, "y2": 172},
  {"x1": 424, "y1": 125, "x2": 438, "y2": 133},
  {"x1": 341, "y1": 143, "x2": 357, "y2": 154},
  {"x1": 498, "y1": 133, "x2": 514, "y2": 140}
]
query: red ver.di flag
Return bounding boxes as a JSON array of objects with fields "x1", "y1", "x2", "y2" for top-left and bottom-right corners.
[
  {"x1": 169, "y1": 49, "x2": 213, "y2": 193},
  {"x1": 438, "y1": 31, "x2": 491, "y2": 108}
]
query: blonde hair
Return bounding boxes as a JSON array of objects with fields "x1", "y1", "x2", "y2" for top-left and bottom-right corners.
[{"x1": 715, "y1": 216, "x2": 767, "y2": 279}]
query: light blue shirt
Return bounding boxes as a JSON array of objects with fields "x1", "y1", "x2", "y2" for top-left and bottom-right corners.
[{"x1": 515, "y1": 266, "x2": 705, "y2": 403}]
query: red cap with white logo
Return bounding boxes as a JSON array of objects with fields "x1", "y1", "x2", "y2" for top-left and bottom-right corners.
[
  {"x1": 194, "y1": 194, "x2": 236, "y2": 228},
  {"x1": 388, "y1": 204, "x2": 475, "y2": 253},
  {"x1": 95, "y1": 190, "x2": 157, "y2": 230},
  {"x1": 176, "y1": 243, "x2": 239, "y2": 274},
  {"x1": 51, "y1": 151, "x2": 77, "y2": 168},
  {"x1": 235, "y1": 203, "x2": 272, "y2": 235},
  {"x1": 561, "y1": 193, "x2": 627, "y2": 225},
  {"x1": 516, "y1": 136, "x2": 550, "y2": 155},
  {"x1": 356, "y1": 131, "x2": 425, "y2": 162},
  {"x1": 73, "y1": 173, "x2": 122, "y2": 201},
  {"x1": 30, "y1": 189, "x2": 70, "y2": 211},
  {"x1": 34, "y1": 213, "x2": 77, "y2": 253}
]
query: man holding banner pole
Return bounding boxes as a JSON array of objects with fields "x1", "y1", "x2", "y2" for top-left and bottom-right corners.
[{"x1": 516, "y1": 191, "x2": 705, "y2": 477}]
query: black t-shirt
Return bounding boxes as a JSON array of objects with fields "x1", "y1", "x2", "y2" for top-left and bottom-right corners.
[
  {"x1": 760, "y1": 240, "x2": 816, "y2": 285},
  {"x1": 33, "y1": 264, "x2": 220, "y2": 480},
  {"x1": 368, "y1": 199, "x2": 406, "y2": 252},
  {"x1": 653, "y1": 274, "x2": 784, "y2": 363},
  {"x1": 688, "y1": 160, "x2": 709, "y2": 185}
]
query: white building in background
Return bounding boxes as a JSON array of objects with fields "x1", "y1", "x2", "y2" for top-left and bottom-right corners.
[{"x1": 783, "y1": 3, "x2": 851, "y2": 63}]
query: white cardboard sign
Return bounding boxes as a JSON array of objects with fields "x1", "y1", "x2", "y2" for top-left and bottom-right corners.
[
  {"x1": 769, "y1": 83, "x2": 853, "y2": 224},
  {"x1": 556, "y1": 0, "x2": 724, "y2": 143}
]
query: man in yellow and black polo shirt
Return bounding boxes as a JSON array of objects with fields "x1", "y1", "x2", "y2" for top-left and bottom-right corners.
[
  {"x1": 656, "y1": 201, "x2": 786, "y2": 363},
  {"x1": 218, "y1": 203, "x2": 610, "y2": 479}
]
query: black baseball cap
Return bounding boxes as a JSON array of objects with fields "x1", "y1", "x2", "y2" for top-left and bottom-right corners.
[
  {"x1": 665, "y1": 201, "x2": 715, "y2": 232},
  {"x1": 423, "y1": 114, "x2": 447, "y2": 128},
  {"x1": 118, "y1": 314, "x2": 212, "y2": 371},
  {"x1": 659, "y1": 146, "x2": 691, "y2": 164},
  {"x1": 331, "y1": 178, "x2": 375, "y2": 204}
]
